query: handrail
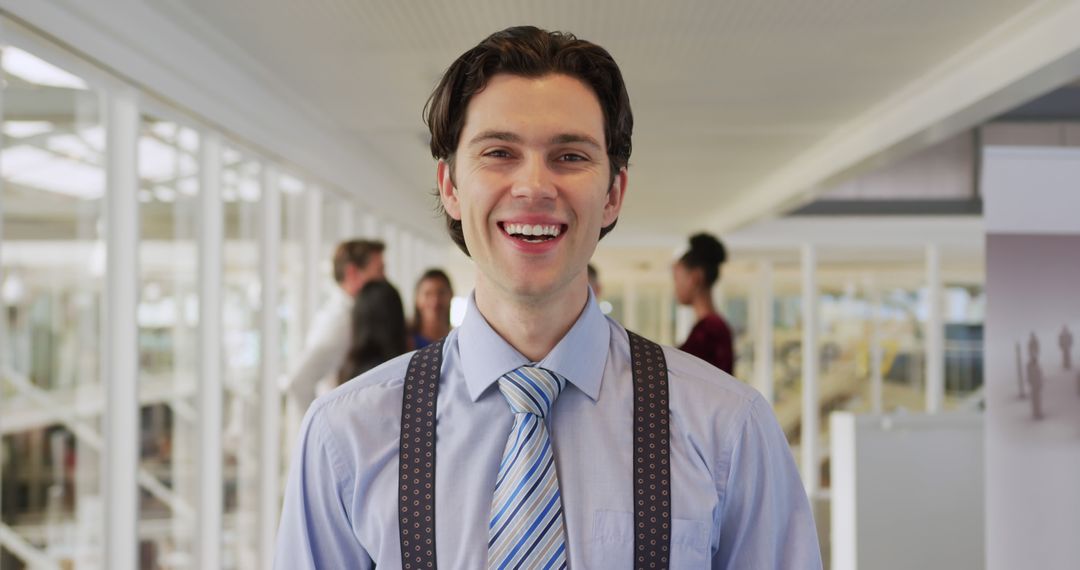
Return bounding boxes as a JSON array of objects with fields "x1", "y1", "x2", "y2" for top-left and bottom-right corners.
[
  {"x1": 2, "y1": 367, "x2": 195, "y2": 521},
  {"x1": 0, "y1": 522, "x2": 61, "y2": 570}
]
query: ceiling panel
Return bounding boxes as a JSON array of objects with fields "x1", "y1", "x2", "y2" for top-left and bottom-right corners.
[{"x1": 147, "y1": 0, "x2": 1065, "y2": 240}]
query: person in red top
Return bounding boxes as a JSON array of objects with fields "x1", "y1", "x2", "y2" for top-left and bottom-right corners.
[{"x1": 673, "y1": 233, "x2": 735, "y2": 374}]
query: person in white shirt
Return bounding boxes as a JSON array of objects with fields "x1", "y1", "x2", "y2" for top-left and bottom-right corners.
[{"x1": 282, "y1": 239, "x2": 385, "y2": 413}]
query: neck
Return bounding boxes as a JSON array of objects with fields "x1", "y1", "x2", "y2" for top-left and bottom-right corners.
[
  {"x1": 474, "y1": 275, "x2": 589, "y2": 362},
  {"x1": 692, "y1": 290, "x2": 715, "y2": 321}
]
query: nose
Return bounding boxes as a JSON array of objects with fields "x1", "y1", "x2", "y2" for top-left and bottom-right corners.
[{"x1": 510, "y1": 153, "x2": 556, "y2": 201}]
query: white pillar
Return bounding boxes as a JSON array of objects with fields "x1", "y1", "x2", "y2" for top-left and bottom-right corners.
[
  {"x1": 659, "y1": 286, "x2": 674, "y2": 346},
  {"x1": 302, "y1": 186, "x2": 322, "y2": 334},
  {"x1": 754, "y1": 260, "x2": 775, "y2": 403},
  {"x1": 623, "y1": 281, "x2": 640, "y2": 332},
  {"x1": 382, "y1": 222, "x2": 399, "y2": 285},
  {"x1": 258, "y1": 166, "x2": 282, "y2": 568},
  {"x1": 104, "y1": 88, "x2": 140, "y2": 570},
  {"x1": 869, "y1": 284, "x2": 884, "y2": 414},
  {"x1": 800, "y1": 244, "x2": 820, "y2": 496},
  {"x1": 339, "y1": 198, "x2": 355, "y2": 238},
  {"x1": 925, "y1": 244, "x2": 945, "y2": 413},
  {"x1": 399, "y1": 231, "x2": 415, "y2": 312},
  {"x1": 363, "y1": 213, "x2": 379, "y2": 240},
  {"x1": 197, "y1": 132, "x2": 224, "y2": 570}
]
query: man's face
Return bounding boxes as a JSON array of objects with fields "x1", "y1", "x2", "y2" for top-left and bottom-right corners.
[
  {"x1": 362, "y1": 252, "x2": 386, "y2": 284},
  {"x1": 437, "y1": 73, "x2": 626, "y2": 303}
]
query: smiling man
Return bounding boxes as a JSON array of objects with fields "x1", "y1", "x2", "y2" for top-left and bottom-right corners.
[{"x1": 275, "y1": 26, "x2": 822, "y2": 569}]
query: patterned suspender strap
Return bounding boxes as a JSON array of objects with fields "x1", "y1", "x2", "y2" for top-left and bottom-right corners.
[
  {"x1": 627, "y1": 331, "x2": 672, "y2": 570},
  {"x1": 398, "y1": 334, "x2": 670, "y2": 569},
  {"x1": 399, "y1": 340, "x2": 444, "y2": 569}
]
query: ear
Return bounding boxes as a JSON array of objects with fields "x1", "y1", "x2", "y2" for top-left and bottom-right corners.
[
  {"x1": 601, "y1": 167, "x2": 628, "y2": 227},
  {"x1": 437, "y1": 160, "x2": 461, "y2": 220}
]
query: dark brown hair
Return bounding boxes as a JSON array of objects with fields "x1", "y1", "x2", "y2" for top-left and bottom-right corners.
[
  {"x1": 678, "y1": 233, "x2": 727, "y2": 288},
  {"x1": 332, "y1": 239, "x2": 385, "y2": 284},
  {"x1": 338, "y1": 280, "x2": 408, "y2": 383},
  {"x1": 424, "y1": 25, "x2": 634, "y2": 256}
]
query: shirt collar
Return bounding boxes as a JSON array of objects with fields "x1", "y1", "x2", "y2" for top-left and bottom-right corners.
[{"x1": 459, "y1": 288, "x2": 610, "y2": 402}]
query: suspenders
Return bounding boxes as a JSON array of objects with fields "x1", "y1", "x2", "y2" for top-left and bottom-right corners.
[{"x1": 398, "y1": 331, "x2": 671, "y2": 569}]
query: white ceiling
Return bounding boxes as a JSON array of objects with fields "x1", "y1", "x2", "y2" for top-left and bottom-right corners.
[{"x1": 119, "y1": 0, "x2": 1080, "y2": 242}]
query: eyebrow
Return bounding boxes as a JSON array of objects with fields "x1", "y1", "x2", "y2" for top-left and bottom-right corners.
[{"x1": 466, "y1": 130, "x2": 603, "y2": 150}]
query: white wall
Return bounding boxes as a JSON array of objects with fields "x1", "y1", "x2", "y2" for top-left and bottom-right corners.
[{"x1": 831, "y1": 412, "x2": 984, "y2": 570}]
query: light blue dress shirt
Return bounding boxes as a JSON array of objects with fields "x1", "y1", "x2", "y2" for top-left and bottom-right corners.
[{"x1": 275, "y1": 292, "x2": 822, "y2": 569}]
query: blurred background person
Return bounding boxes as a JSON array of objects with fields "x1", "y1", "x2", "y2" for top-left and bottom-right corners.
[
  {"x1": 338, "y1": 280, "x2": 408, "y2": 383},
  {"x1": 411, "y1": 269, "x2": 454, "y2": 349},
  {"x1": 673, "y1": 233, "x2": 734, "y2": 374},
  {"x1": 282, "y1": 240, "x2": 385, "y2": 408}
]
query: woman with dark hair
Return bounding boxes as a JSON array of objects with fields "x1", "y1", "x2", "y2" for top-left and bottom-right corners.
[
  {"x1": 673, "y1": 233, "x2": 735, "y2": 374},
  {"x1": 338, "y1": 280, "x2": 408, "y2": 384},
  {"x1": 411, "y1": 269, "x2": 454, "y2": 349}
]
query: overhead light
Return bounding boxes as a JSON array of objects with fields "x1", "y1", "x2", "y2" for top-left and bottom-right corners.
[
  {"x1": 2, "y1": 144, "x2": 104, "y2": 199},
  {"x1": 2, "y1": 274, "x2": 25, "y2": 305},
  {"x1": 238, "y1": 178, "x2": 260, "y2": 202},
  {"x1": 153, "y1": 186, "x2": 177, "y2": 203},
  {"x1": 2, "y1": 46, "x2": 87, "y2": 90},
  {"x1": 47, "y1": 127, "x2": 105, "y2": 162},
  {"x1": 4, "y1": 121, "x2": 53, "y2": 139},
  {"x1": 176, "y1": 177, "x2": 199, "y2": 196},
  {"x1": 139, "y1": 135, "x2": 187, "y2": 182},
  {"x1": 150, "y1": 121, "x2": 199, "y2": 154},
  {"x1": 280, "y1": 174, "x2": 304, "y2": 194}
]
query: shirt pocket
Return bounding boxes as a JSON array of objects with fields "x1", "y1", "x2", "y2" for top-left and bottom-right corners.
[{"x1": 587, "y1": 509, "x2": 710, "y2": 569}]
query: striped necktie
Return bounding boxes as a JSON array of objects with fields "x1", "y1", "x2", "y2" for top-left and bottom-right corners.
[{"x1": 488, "y1": 366, "x2": 569, "y2": 570}]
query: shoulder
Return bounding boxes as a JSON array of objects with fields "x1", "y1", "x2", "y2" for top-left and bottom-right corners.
[
  {"x1": 700, "y1": 313, "x2": 732, "y2": 335},
  {"x1": 305, "y1": 346, "x2": 425, "y2": 434},
  {"x1": 607, "y1": 317, "x2": 757, "y2": 412},
  {"x1": 662, "y1": 342, "x2": 759, "y2": 415}
]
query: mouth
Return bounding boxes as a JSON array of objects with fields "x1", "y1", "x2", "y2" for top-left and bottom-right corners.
[{"x1": 498, "y1": 221, "x2": 567, "y2": 244}]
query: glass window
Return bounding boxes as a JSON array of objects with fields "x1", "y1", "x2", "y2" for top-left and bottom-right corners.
[
  {"x1": 220, "y1": 146, "x2": 262, "y2": 569},
  {"x1": 136, "y1": 111, "x2": 200, "y2": 567},
  {"x1": 0, "y1": 42, "x2": 105, "y2": 568}
]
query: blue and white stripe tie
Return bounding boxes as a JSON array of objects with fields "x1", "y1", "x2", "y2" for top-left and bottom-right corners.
[{"x1": 488, "y1": 366, "x2": 569, "y2": 570}]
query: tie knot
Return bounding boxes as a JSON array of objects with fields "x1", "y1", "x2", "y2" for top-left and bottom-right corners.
[{"x1": 498, "y1": 366, "x2": 566, "y2": 417}]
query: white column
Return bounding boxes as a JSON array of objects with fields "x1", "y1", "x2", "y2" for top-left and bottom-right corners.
[
  {"x1": 754, "y1": 260, "x2": 775, "y2": 403},
  {"x1": 382, "y1": 222, "x2": 399, "y2": 285},
  {"x1": 659, "y1": 286, "x2": 674, "y2": 346},
  {"x1": 302, "y1": 186, "x2": 322, "y2": 334},
  {"x1": 339, "y1": 198, "x2": 355, "y2": 238},
  {"x1": 197, "y1": 132, "x2": 224, "y2": 570},
  {"x1": 398, "y1": 231, "x2": 410, "y2": 311},
  {"x1": 623, "y1": 281, "x2": 640, "y2": 332},
  {"x1": 103, "y1": 89, "x2": 140, "y2": 570},
  {"x1": 800, "y1": 244, "x2": 820, "y2": 496},
  {"x1": 362, "y1": 213, "x2": 379, "y2": 240},
  {"x1": 258, "y1": 166, "x2": 282, "y2": 567},
  {"x1": 925, "y1": 244, "x2": 945, "y2": 413},
  {"x1": 869, "y1": 284, "x2": 884, "y2": 414}
]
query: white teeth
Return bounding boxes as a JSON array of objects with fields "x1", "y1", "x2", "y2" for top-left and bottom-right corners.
[
  {"x1": 504, "y1": 223, "x2": 561, "y2": 238},
  {"x1": 501, "y1": 221, "x2": 561, "y2": 237}
]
